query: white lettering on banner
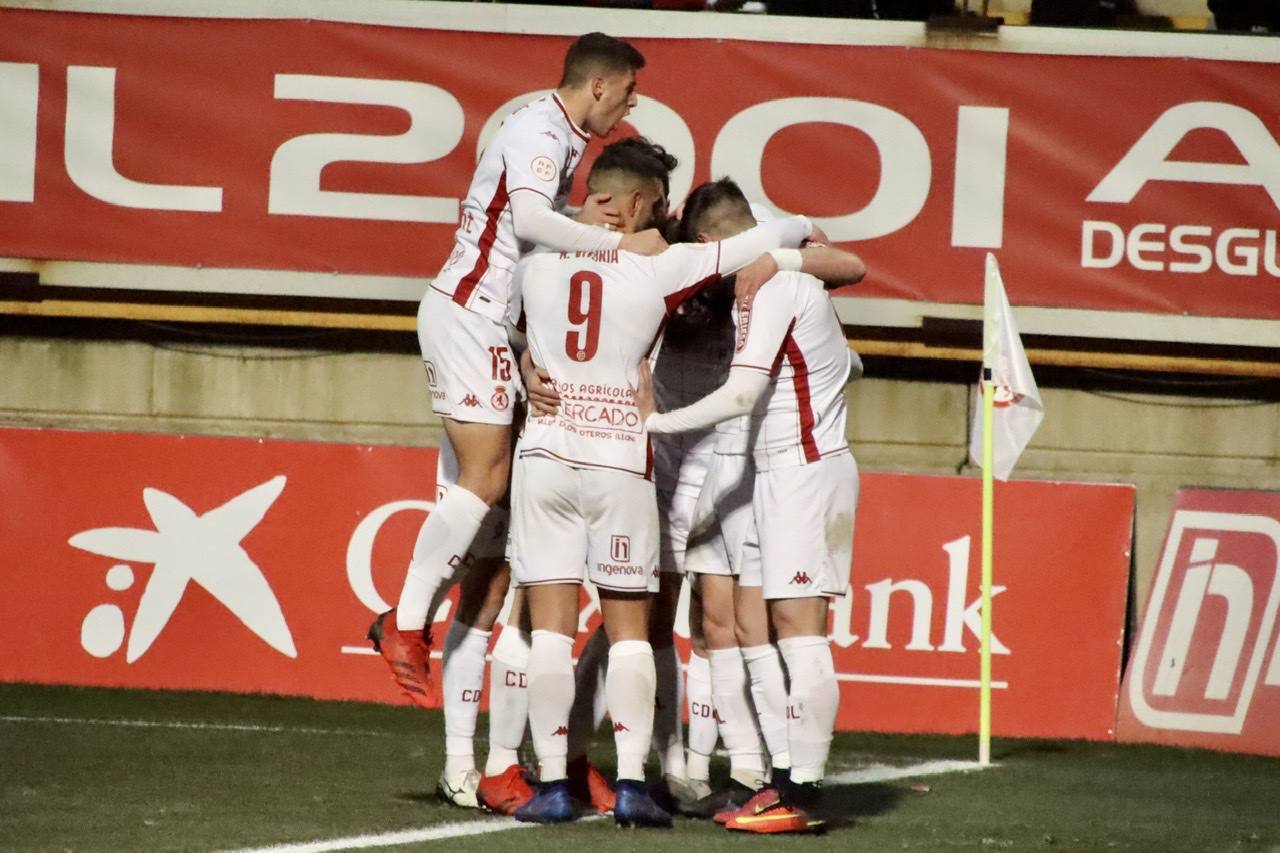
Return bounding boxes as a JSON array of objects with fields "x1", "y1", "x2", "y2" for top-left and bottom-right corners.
[
  {"x1": 65, "y1": 66, "x2": 223, "y2": 211},
  {"x1": 1081, "y1": 220, "x2": 1280, "y2": 277},
  {"x1": 1128, "y1": 510, "x2": 1280, "y2": 735},
  {"x1": 951, "y1": 106, "x2": 1009, "y2": 250},
  {"x1": 829, "y1": 534, "x2": 1009, "y2": 654},
  {"x1": 0, "y1": 62, "x2": 38, "y2": 203},
  {"x1": 477, "y1": 90, "x2": 696, "y2": 204},
  {"x1": 269, "y1": 75, "x2": 463, "y2": 223},
  {"x1": 345, "y1": 499, "x2": 434, "y2": 615},
  {"x1": 711, "y1": 97, "x2": 931, "y2": 242},
  {"x1": 1087, "y1": 102, "x2": 1280, "y2": 211}
]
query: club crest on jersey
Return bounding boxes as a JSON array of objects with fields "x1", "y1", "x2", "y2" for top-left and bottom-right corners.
[
  {"x1": 736, "y1": 303, "x2": 752, "y2": 352},
  {"x1": 531, "y1": 155, "x2": 557, "y2": 183},
  {"x1": 491, "y1": 385, "x2": 510, "y2": 411}
]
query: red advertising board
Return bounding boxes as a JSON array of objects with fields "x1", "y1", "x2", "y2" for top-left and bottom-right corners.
[
  {"x1": 0, "y1": 7, "x2": 1278, "y2": 321},
  {"x1": 1117, "y1": 489, "x2": 1280, "y2": 757},
  {"x1": 0, "y1": 427, "x2": 1133, "y2": 740}
]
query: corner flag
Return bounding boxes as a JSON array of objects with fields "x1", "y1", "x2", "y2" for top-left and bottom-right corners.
[{"x1": 969, "y1": 253, "x2": 1043, "y2": 480}]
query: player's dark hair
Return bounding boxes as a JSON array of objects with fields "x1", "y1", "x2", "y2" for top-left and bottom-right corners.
[
  {"x1": 588, "y1": 136, "x2": 678, "y2": 196},
  {"x1": 560, "y1": 32, "x2": 646, "y2": 88},
  {"x1": 676, "y1": 177, "x2": 753, "y2": 243}
]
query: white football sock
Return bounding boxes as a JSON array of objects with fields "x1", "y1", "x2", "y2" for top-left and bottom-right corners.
[
  {"x1": 742, "y1": 642, "x2": 791, "y2": 771},
  {"x1": 442, "y1": 622, "x2": 491, "y2": 777},
  {"x1": 684, "y1": 651, "x2": 716, "y2": 782},
  {"x1": 709, "y1": 647, "x2": 767, "y2": 787},
  {"x1": 567, "y1": 627, "x2": 609, "y2": 763},
  {"x1": 484, "y1": 623, "x2": 530, "y2": 777},
  {"x1": 607, "y1": 640, "x2": 656, "y2": 782},
  {"x1": 396, "y1": 486, "x2": 489, "y2": 631},
  {"x1": 777, "y1": 635, "x2": 839, "y2": 784},
  {"x1": 652, "y1": 642, "x2": 687, "y2": 779},
  {"x1": 527, "y1": 630, "x2": 575, "y2": 782}
]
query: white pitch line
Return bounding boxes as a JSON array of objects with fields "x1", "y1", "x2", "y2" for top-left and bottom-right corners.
[
  {"x1": 827, "y1": 758, "x2": 991, "y2": 786},
  {"x1": 0, "y1": 715, "x2": 394, "y2": 737},
  {"x1": 222, "y1": 818, "x2": 536, "y2": 853}
]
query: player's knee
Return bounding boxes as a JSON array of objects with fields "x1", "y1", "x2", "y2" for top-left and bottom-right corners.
[{"x1": 701, "y1": 610, "x2": 736, "y2": 649}]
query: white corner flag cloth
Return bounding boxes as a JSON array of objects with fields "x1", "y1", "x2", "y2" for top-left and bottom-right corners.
[{"x1": 969, "y1": 253, "x2": 1044, "y2": 481}]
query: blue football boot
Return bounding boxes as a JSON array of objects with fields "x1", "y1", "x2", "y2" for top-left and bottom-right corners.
[
  {"x1": 513, "y1": 779, "x2": 575, "y2": 824},
  {"x1": 613, "y1": 779, "x2": 673, "y2": 828}
]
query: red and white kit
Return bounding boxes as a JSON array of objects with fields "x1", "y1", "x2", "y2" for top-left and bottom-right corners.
[
  {"x1": 509, "y1": 216, "x2": 812, "y2": 592},
  {"x1": 419, "y1": 93, "x2": 617, "y2": 425},
  {"x1": 731, "y1": 271, "x2": 860, "y2": 600}
]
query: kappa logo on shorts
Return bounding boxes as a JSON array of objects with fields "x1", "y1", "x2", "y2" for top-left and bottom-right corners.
[
  {"x1": 531, "y1": 154, "x2": 557, "y2": 183},
  {"x1": 613, "y1": 721, "x2": 630, "y2": 733},
  {"x1": 611, "y1": 534, "x2": 631, "y2": 563},
  {"x1": 491, "y1": 385, "x2": 510, "y2": 412},
  {"x1": 459, "y1": 393, "x2": 481, "y2": 408},
  {"x1": 551, "y1": 725, "x2": 569, "y2": 737},
  {"x1": 790, "y1": 571, "x2": 813, "y2": 585}
]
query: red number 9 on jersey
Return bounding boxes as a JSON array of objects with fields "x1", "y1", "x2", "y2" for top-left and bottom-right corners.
[{"x1": 564, "y1": 270, "x2": 603, "y2": 363}]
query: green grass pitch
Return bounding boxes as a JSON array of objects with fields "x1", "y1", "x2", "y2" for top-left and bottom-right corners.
[{"x1": 2, "y1": 683, "x2": 1278, "y2": 851}]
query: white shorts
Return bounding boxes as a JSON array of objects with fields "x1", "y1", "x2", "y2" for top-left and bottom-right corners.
[
  {"x1": 436, "y1": 436, "x2": 508, "y2": 560},
  {"x1": 685, "y1": 453, "x2": 762, "y2": 588},
  {"x1": 655, "y1": 449, "x2": 712, "y2": 574},
  {"x1": 754, "y1": 451, "x2": 858, "y2": 601},
  {"x1": 418, "y1": 287, "x2": 519, "y2": 426},
  {"x1": 511, "y1": 456, "x2": 660, "y2": 594}
]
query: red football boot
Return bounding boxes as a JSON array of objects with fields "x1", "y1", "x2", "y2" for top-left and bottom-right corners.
[
  {"x1": 477, "y1": 764, "x2": 535, "y2": 815},
  {"x1": 567, "y1": 755, "x2": 616, "y2": 814},
  {"x1": 366, "y1": 609, "x2": 432, "y2": 709},
  {"x1": 714, "y1": 785, "x2": 780, "y2": 825},
  {"x1": 725, "y1": 802, "x2": 824, "y2": 834}
]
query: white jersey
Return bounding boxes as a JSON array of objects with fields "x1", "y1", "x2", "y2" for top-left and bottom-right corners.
[
  {"x1": 512, "y1": 216, "x2": 813, "y2": 477},
  {"x1": 433, "y1": 93, "x2": 589, "y2": 324},
  {"x1": 731, "y1": 271, "x2": 854, "y2": 470}
]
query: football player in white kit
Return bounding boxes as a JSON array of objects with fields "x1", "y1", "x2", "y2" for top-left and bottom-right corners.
[
  {"x1": 365, "y1": 32, "x2": 667, "y2": 808},
  {"x1": 506, "y1": 151, "x2": 821, "y2": 826},
  {"x1": 639, "y1": 178, "x2": 865, "y2": 835}
]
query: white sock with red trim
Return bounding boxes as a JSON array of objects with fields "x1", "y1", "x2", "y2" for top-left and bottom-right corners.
[
  {"x1": 607, "y1": 640, "x2": 656, "y2": 782},
  {"x1": 485, "y1": 622, "x2": 530, "y2": 777},
  {"x1": 652, "y1": 641, "x2": 687, "y2": 779},
  {"x1": 741, "y1": 642, "x2": 791, "y2": 772},
  {"x1": 778, "y1": 635, "x2": 838, "y2": 784},
  {"x1": 684, "y1": 651, "x2": 716, "y2": 783},
  {"x1": 709, "y1": 646, "x2": 767, "y2": 788},
  {"x1": 396, "y1": 486, "x2": 489, "y2": 631},
  {"x1": 528, "y1": 629, "x2": 575, "y2": 782},
  {"x1": 443, "y1": 622, "x2": 491, "y2": 777}
]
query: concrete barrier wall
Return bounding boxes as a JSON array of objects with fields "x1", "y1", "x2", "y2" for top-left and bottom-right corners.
[{"x1": 3, "y1": 334, "x2": 1277, "y2": 621}]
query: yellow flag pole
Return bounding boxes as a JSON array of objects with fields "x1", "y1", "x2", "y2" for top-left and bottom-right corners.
[{"x1": 979, "y1": 368, "x2": 995, "y2": 766}]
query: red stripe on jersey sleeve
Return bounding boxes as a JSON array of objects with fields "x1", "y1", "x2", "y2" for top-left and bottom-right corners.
[
  {"x1": 663, "y1": 272, "x2": 721, "y2": 315},
  {"x1": 453, "y1": 168, "x2": 510, "y2": 308},
  {"x1": 782, "y1": 324, "x2": 821, "y2": 464}
]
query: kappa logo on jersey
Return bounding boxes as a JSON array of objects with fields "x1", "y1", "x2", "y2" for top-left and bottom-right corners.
[
  {"x1": 539, "y1": 130, "x2": 560, "y2": 144},
  {"x1": 551, "y1": 725, "x2": 569, "y2": 736},
  {"x1": 791, "y1": 571, "x2": 813, "y2": 585},
  {"x1": 68, "y1": 477, "x2": 297, "y2": 663},
  {"x1": 736, "y1": 303, "x2": 752, "y2": 352},
  {"x1": 459, "y1": 393, "x2": 482, "y2": 408},
  {"x1": 531, "y1": 155, "x2": 557, "y2": 183},
  {"x1": 491, "y1": 385, "x2": 510, "y2": 412},
  {"x1": 611, "y1": 534, "x2": 631, "y2": 563},
  {"x1": 613, "y1": 721, "x2": 630, "y2": 733}
]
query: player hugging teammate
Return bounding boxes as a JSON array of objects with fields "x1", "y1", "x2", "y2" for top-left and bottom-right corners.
[{"x1": 367, "y1": 30, "x2": 866, "y2": 836}]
